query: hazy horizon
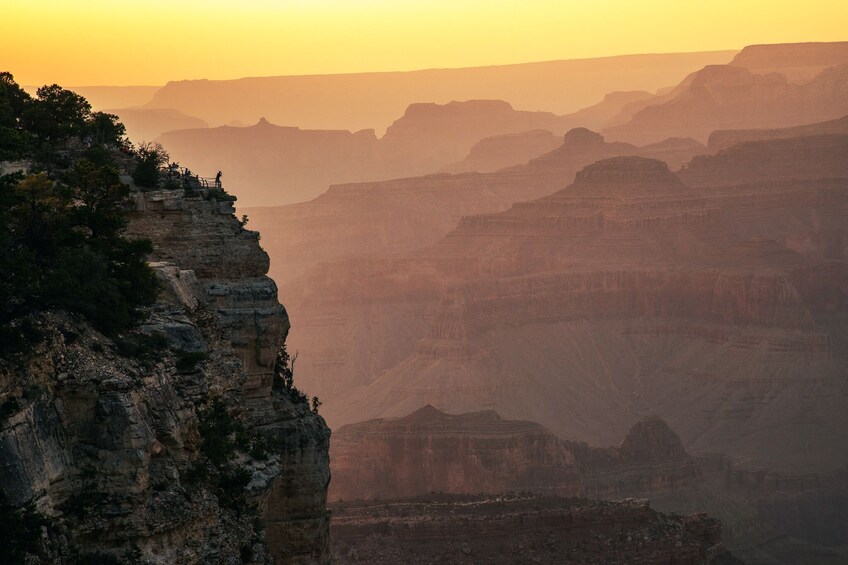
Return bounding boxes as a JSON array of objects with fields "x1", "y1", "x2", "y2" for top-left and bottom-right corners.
[
  {"x1": 4, "y1": 0, "x2": 847, "y2": 85},
  {"x1": 3, "y1": 3, "x2": 848, "y2": 563}
]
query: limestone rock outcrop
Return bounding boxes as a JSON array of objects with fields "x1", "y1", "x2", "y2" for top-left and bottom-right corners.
[{"x1": 0, "y1": 187, "x2": 330, "y2": 563}]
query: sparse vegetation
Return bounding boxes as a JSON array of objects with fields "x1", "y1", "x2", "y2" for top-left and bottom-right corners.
[
  {"x1": 272, "y1": 344, "x2": 310, "y2": 407},
  {"x1": 197, "y1": 397, "x2": 244, "y2": 466},
  {"x1": 131, "y1": 142, "x2": 168, "y2": 189},
  {"x1": 190, "y1": 397, "x2": 264, "y2": 514}
]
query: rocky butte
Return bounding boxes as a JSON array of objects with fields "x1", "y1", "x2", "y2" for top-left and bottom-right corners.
[
  {"x1": 0, "y1": 182, "x2": 331, "y2": 563},
  {"x1": 330, "y1": 406, "x2": 701, "y2": 503}
]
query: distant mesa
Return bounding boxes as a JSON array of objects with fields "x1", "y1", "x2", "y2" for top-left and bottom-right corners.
[
  {"x1": 330, "y1": 406, "x2": 700, "y2": 502},
  {"x1": 730, "y1": 41, "x2": 848, "y2": 82},
  {"x1": 245, "y1": 126, "x2": 707, "y2": 285},
  {"x1": 562, "y1": 126, "x2": 606, "y2": 147},
  {"x1": 570, "y1": 156, "x2": 687, "y2": 195}
]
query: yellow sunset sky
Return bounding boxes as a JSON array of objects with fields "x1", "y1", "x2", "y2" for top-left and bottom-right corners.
[{"x1": 3, "y1": 0, "x2": 847, "y2": 86}]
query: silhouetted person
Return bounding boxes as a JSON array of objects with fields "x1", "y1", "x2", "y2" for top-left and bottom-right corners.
[{"x1": 215, "y1": 170, "x2": 222, "y2": 188}]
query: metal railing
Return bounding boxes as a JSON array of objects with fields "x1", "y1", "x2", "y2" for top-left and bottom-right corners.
[{"x1": 158, "y1": 167, "x2": 223, "y2": 189}]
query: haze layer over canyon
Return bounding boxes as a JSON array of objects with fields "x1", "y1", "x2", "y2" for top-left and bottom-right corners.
[
  {"x1": 243, "y1": 41, "x2": 848, "y2": 564},
  {"x1": 5, "y1": 35, "x2": 848, "y2": 565}
]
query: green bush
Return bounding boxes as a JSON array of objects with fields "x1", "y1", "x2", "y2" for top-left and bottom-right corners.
[
  {"x1": 197, "y1": 398, "x2": 244, "y2": 466},
  {"x1": 272, "y1": 344, "x2": 309, "y2": 406},
  {"x1": 1, "y1": 155, "x2": 158, "y2": 351},
  {"x1": 131, "y1": 142, "x2": 168, "y2": 189}
]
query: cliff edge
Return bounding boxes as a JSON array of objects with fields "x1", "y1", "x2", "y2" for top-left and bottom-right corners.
[{"x1": 0, "y1": 185, "x2": 330, "y2": 564}]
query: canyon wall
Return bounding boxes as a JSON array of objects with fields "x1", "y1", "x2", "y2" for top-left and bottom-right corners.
[{"x1": 0, "y1": 186, "x2": 330, "y2": 563}]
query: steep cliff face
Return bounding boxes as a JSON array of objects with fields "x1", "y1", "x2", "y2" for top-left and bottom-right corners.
[
  {"x1": 126, "y1": 189, "x2": 331, "y2": 564},
  {"x1": 329, "y1": 407, "x2": 699, "y2": 503},
  {"x1": 0, "y1": 187, "x2": 330, "y2": 563}
]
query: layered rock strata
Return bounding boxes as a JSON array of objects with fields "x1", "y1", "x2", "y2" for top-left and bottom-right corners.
[
  {"x1": 290, "y1": 149, "x2": 848, "y2": 477},
  {"x1": 0, "y1": 186, "x2": 330, "y2": 563},
  {"x1": 246, "y1": 128, "x2": 706, "y2": 287},
  {"x1": 329, "y1": 406, "x2": 699, "y2": 503}
]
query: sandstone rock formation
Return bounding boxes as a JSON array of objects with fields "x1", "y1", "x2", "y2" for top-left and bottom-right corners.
[
  {"x1": 0, "y1": 186, "x2": 330, "y2": 563},
  {"x1": 330, "y1": 494, "x2": 739, "y2": 564},
  {"x1": 329, "y1": 406, "x2": 699, "y2": 503},
  {"x1": 558, "y1": 90, "x2": 658, "y2": 131}
]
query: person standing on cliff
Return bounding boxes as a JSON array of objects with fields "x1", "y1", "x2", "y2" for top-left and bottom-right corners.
[{"x1": 215, "y1": 170, "x2": 222, "y2": 188}]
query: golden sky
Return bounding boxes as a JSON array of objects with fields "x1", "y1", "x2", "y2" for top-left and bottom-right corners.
[{"x1": 3, "y1": 0, "x2": 847, "y2": 86}]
